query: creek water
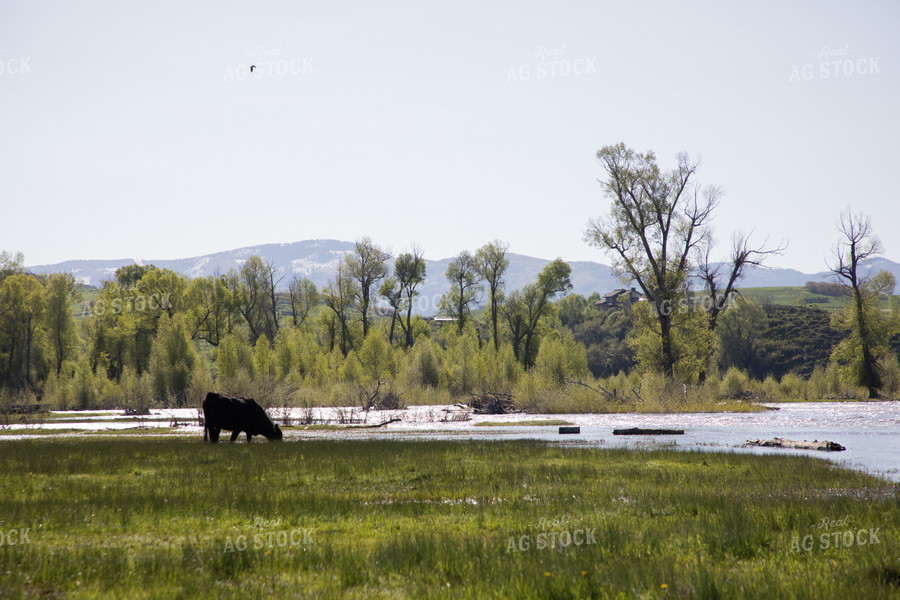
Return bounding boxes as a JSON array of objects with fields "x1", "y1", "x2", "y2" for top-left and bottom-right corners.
[{"x1": 6, "y1": 401, "x2": 899, "y2": 481}]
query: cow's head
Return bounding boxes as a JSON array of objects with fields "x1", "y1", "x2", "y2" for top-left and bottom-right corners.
[{"x1": 269, "y1": 424, "x2": 283, "y2": 441}]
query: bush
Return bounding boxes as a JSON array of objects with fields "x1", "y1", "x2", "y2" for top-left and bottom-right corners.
[
  {"x1": 780, "y1": 373, "x2": 806, "y2": 399},
  {"x1": 807, "y1": 366, "x2": 829, "y2": 400},
  {"x1": 762, "y1": 376, "x2": 781, "y2": 400},
  {"x1": 722, "y1": 367, "x2": 749, "y2": 397}
]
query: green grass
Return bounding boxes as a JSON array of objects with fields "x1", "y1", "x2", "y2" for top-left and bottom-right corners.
[
  {"x1": 736, "y1": 286, "x2": 847, "y2": 311},
  {"x1": 1, "y1": 439, "x2": 898, "y2": 598},
  {"x1": 735, "y1": 286, "x2": 898, "y2": 312}
]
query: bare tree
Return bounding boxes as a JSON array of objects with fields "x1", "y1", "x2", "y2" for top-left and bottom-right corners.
[
  {"x1": 697, "y1": 231, "x2": 785, "y2": 331},
  {"x1": 585, "y1": 143, "x2": 718, "y2": 377}
]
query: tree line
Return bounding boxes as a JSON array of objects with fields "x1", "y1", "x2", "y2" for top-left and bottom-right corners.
[{"x1": 1, "y1": 143, "x2": 898, "y2": 410}]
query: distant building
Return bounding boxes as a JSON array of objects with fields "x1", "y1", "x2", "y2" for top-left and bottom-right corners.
[{"x1": 594, "y1": 288, "x2": 643, "y2": 311}]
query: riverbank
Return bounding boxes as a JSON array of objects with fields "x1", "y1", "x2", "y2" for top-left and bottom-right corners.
[{"x1": 0, "y1": 439, "x2": 897, "y2": 598}]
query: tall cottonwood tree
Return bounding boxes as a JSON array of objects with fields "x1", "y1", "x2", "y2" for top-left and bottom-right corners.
[
  {"x1": 503, "y1": 259, "x2": 572, "y2": 367},
  {"x1": 440, "y1": 251, "x2": 482, "y2": 333},
  {"x1": 185, "y1": 275, "x2": 233, "y2": 346},
  {"x1": 288, "y1": 276, "x2": 318, "y2": 328},
  {"x1": 230, "y1": 256, "x2": 281, "y2": 344},
  {"x1": 476, "y1": 241, "x2": 509, "y2": 351},
  {"x1": 395, "y1": 248, "x2": 427, "y2": 348},
  {"x1": 0, "y1": 274, "x2": 45, "y2": 388},
  {"x1": 323, "y1": 264, "x2": 357, "y2": 355},
  {"x1": 585, "y1": 143, "x2": 718, "y2": 378},
  {"x1": 344, "y1": 238, "x2": 391, "y2": 338},
  {"x1": 43, "y1": 273, "x2": 81, "y2": 376},
  {"x1": 828, "y1": 209, "x2": 894, "y2": 397}
]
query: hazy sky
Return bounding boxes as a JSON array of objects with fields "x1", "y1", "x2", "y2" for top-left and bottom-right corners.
[{"x1": 2, "y1": 0, "x2": 897, "y2": 272}]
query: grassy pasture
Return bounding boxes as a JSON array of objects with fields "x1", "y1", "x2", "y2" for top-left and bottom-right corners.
[{"x1": 1, "y1": 439, "x2": 898, "y2": 599}]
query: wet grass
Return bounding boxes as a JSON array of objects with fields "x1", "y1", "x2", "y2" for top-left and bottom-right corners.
[{"x1": 0, "y1": 439, "x2": 898, "y2": 599}]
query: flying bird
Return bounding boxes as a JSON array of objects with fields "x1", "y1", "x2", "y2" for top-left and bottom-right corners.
[{"x1": 250, "y1": 65, "x2": 256, "y2": 73}]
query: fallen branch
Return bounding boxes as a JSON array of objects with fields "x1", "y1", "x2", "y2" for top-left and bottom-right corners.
[
  {"x1": 566, "y1": 380, "x2": 618, "y2": 401},
  {"x1": 351, "y1": 417, "x2": 402, "y2": 429}
]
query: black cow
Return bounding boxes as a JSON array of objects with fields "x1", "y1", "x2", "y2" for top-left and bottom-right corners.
[{"x1": 202, "y1": 392, "x2": 283, "y2": 443}]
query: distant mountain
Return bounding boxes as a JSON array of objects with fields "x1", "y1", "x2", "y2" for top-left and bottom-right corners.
[{"x1": 27, "y1": 240, "x2": 899, "y2": 314}]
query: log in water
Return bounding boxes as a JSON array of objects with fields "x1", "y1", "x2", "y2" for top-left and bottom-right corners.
[
  {"x1": 743, "y1": 437, "x2": 846, "y2": 452},
  {"x1": 613, "y1": 427, "x2": 685, "y2": 435}
]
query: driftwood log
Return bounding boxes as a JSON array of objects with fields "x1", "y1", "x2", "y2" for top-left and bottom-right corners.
[
  {"x1": 613, "y1": 427, "x2": 684, "y2": 435},
  {"x1": 743, "y1": 437, "x2": 846, "y2": 452}
]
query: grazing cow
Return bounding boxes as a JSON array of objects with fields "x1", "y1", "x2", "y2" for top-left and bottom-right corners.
[{"x1": 202, "y1": 392, "x2": 283, "y2": 443}]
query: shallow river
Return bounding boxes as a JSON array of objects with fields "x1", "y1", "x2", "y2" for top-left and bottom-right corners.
[{"x1": 6, "y1": 401, "x2": 899, "y2": 481}]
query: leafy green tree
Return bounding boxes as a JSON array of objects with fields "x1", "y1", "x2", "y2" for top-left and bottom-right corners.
[
  {"x1": 440, "y1": 250, "x2": 482, "y2": 333},
  {"x1": 476, "y1": 241, "x2": 509, "y2": 351},
  {"x1": 114, "y1": 264, "x2": 154, "y2": 289},
  {"x1": 229, "y1": 256, "x2": 281, "y2": 344},
  {"x1": 379, "y1": 276, "x2": 403, "y2": 345},
  {"x1": 585, "y1": 143, "x2": 718, "y2": 378},
  {"x1": 830, "y1": 270, "x2": 896, "y2": 397},
  {"x1": 502, "y1": 259, "x2": 572, "y2": 368},
  {"x1": 628, "y1": 300, "x2": 714, "y2": 381},
  {"x1": 404, "y1": 336, "x2": 442, "y2": 388},
  {"x1": 149, "y1": 315, "x2": 198, "y2": 406},
  {"x1": 253, "y1": 335, "x2": 272, "y2": 380},
  {"x1": 358, "y1": 330, "x2": 395, "y2": 384},
  {"x1": 534, "y1": 332, "x2": 589, "y2": 385},
  {"x1": 344, "y1": 237, "x2": 391, "y2": 338},
  {"x1": 185, "y1": 275, "x2": 233, "y2": 346},
  {"x1": 442, "y1": 325, "x2": 484, "y2": 395},
  {"x1": 557, "y1": 294, "x2": 589, "y2": 329},
  {"x1": 572, "y1": 309, "x2": 635, "y2": 377},
  {"x1": 43, "y1": 273, "x2": 81, "y2": 376},
  {"x1": 0, "y1": 250, "x2": 25, "y2": 284},
  {"x1": 323, "y1": 264, "x2": 358, "y2": 356},
  {"x1": 215, "y1": 332, "x2": 251, "y2": 384},
  {"x1": 716, "y1": 298, "x2": 769, "y2": 379},
  {"x1": 0, "y1": 274, "x2": 45, "y2": 388},
  {"x1": 395, "y1": 248, "x2": 427, "y2": 348}
]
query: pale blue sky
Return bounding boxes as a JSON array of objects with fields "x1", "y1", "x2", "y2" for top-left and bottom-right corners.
[{"x1": 2, "y1": 0, "x2": 897, "y2": 272}]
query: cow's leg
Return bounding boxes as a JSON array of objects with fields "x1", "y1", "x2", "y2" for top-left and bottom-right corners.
[
  {"x1": 209, "y1": 427, "x2": 221, "y2": 443},
  {"x1": 203, "y1": 425, "x2": 208, "y2": 442},
  {"x1": 230, "y1": 430, "x2": 240, "y2": 442}
]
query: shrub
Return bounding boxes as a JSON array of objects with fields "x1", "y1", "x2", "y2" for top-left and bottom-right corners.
[
  {"x1": 722, "y1": 367, "x2": 749, "y2": 397},
  {"x1": 780, "y1": 373, "x2": 806, "y2": 399}
]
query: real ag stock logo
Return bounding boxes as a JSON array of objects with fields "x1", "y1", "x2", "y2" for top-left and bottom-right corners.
[
  {"x1": 223, "y1": 517, "x2": 314, "y2": 553},
  {"x1": 0, "y1": 51, "x2": 31, "y2": 76},
  {"x1": 506, "y1": 45, "x2": 597, "y2": 83},
  {"x1": 790, "y1": 514, "x2": 883, "y2": 553},
  {"x1": 790, "y1": 44, "x2": 881, "y2": 82},
  {"x1": 224, "y1": 45, "x2": 314, "y2": 82}
]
